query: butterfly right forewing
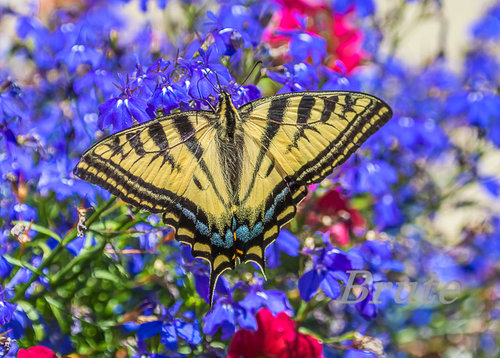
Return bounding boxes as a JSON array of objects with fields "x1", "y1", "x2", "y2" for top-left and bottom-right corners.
[{"x1": 234, "y1": 91, "x2": 392, "y2": 262}]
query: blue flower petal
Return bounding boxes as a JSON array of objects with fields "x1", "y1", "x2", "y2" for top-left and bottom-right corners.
[
  {"x1": 160, "y1": 323, "x2": 178, "y2": 350},
  {"x1": 320, "y1": 271, "x2": 342, "y2": 299},
  {"x1": 137, "y1": 320, "x2": 162, "y2": 340},
  {"x1": 299, "y1": 269, "x2": 323, "y2": 301}
]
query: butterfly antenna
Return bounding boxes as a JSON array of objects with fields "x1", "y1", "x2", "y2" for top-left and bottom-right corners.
[
  {"x1": 193, "y1": 79, "x2": 216, "y2": 112},
  {"x1": 214, "y1": 71, "x2": 223, "y2": 93},
  {"x1": 241, "y1": 60, "x2": 262, "y2": 86},
  {"x1": 202, "y1": 69, "x2": 220, "y2": 94}
]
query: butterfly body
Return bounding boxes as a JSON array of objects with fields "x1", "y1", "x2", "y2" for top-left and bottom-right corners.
[{"x1": 74, "y1": 90, "x2": 393, "y2": 305}]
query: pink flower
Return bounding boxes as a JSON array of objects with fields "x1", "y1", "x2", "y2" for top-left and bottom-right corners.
[
  {"x1": 264, "y1": 0, "x2": 367, "y2": 72},
  {"x1": 306, "y1": 189, "x2": 365, "y2": 246},
  {"x1": 17, "y1": 346, "x2": 57, "y2": 358},
  {"x1": 228, "y1": 308, "x2": 323, "y2": 358}
]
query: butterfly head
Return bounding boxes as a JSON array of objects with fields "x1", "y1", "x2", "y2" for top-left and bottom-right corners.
[{"x1": 217, "y1": 91, "x2": 235, "y2": 114}]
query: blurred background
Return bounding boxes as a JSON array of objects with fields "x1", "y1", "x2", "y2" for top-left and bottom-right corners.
[{"x1": 1, "y1": 0, "x2": 500, "y2": 357}]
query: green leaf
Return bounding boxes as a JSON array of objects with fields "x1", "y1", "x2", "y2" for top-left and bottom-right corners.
[
  {"x1": 44, "y1": 296, "x2": 70, "y2": 332},
  {"x1": 17, "y1": 301, "x2": 45, "y2": 341},
  {"x1": 93, "y1": 269, "x2": 122, "y2": 284}
]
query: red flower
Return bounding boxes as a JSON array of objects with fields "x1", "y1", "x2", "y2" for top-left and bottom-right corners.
[
  {"x1": 227, "y1": 308, "x2": 323, "y2": 358},
  {"x1": 17, "y1": 346, "x2": 57, "y2": 358},
  {"x1": 264, "y1": 0, "x2": 367, "y2": 72},
  {"x1": 306, "y1": 189, "x2": 365, "y2": 246}
]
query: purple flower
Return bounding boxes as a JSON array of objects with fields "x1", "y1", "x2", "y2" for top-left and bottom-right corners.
[
  {"x1": 238, "y1": 278, "x2": 293, "y2": 316},
  {"x1": 98, "y1": 76, "x2": 153, "y2": 131},
  {"x1": 0, "y1": 287, "x2": 16, "y2": 325},
  {"x1": 266, "y1": 230, "x2": 300, "y2": 269},
  {"x1": 178, "y1": 45, "x2": 232, "y2": 100},
  {"x1": 139, "y1": 0, "x2": 169, "y2": 12},
  {"x1": 343, "y1": 158, "x2": 398, "y2": 196},
  {"x1": 299, "y1": 247, "x2": 352, "y2": 301},
  {"x1": 149, "y1": 81, "x2": 190, "y2": 114},
  {"x1": 374, "y1": 194, "x2": 403, "y2": 229},
  {"x1": 472, "y1": 3, "x2": 500, "y2": 41},
  {"x1": 227, "y1": 84, "x2": 262, "y2": 108},
  {"x1": 333, "y1": 0, "x2": 376, "y2": 17},
  {"x1": 289, "y1": 32, "x2": 327, "y2": 65},
  {"x1": 203, "y1": 297, "x2": 257, "y2": 339},
  {"x1": 344, "y1": 349, "x2": 376, "y2": 358},
  {"x1": 136, "y1": 301, "x2": 202, "y2": 350},
  {"x1": 268, "y1": 62, "x2": 319, "y2": 92},
  {"x1": 203, "y1": 278, "x2": 292, "y2": 338},
  {"x1": 56, "y1": 44, "x2": 102, "y2": 73}
]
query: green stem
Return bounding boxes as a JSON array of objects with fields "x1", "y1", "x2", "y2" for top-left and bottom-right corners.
[
  {"x1": 295, "y1": 296, "x2": 328, "y2": 326},
  {"x1": 34, "y1": 216, "x2": 141, "y2": 300},
  {"x1": 13, "y1": 197, "x2": 117, "y2": 302}
]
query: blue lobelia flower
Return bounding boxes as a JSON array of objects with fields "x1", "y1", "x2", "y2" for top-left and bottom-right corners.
[
  {"x1": 56, "y1": 43, "x2": 103, "y2": 73},
  {"x1": 178, "y1": 244, "x2": 232, "y2": 304},
  {"x1": 225, "y1": 84, "x2": 261, "y2": 108},
  {"x1": 98, "y1": 75, "x2": 153, "y2": 131},
  {"x1": 0, "y1": 287, "x2": 16, "y2": 326},
  {"x1": 137, "y1": 0, "x2": 168, "y2": 12},
  {"x1": 332, "y1": 0, "x2": 376, "y2": 17},
  {"x1": 299, "y1": 246, "x2": 353, "y2": 301},
  {"x1": 74, "y1": 69, "x2": 116, "y2": 101},
  {"x1": 203, "y1": 278, "x2": 291, "y2": 338},
  {"x1": 266, "y1": 229, "x2": 300, "y2": 269},
  {"x1": 465, "y1": 50, "x2": 500, "y2": 85},
  {"x1": 373, "y1": 193, "x2": 403, "y2": 229},
  {"x1": 0, "y1": 256, "x2": 12, "y2": 279},
  {"x1": 136, "y1": 300, "x2": 202, "y2": 350},
  {"x1": 238, "y1": 277, "x2": 293, "y2": 316},
  {"x1": 471, "y1": 2, "x2": 500, "y2": 41},
  {"x1": 149, "y1": 80, "x2": 191, "y2": 114},
  {"x1": 289, "y1": 32, "x2": 327, "y2": 65},
  {"x1": 344, "y1": 348, "x2": 377, "y2": 358},
  {"x1": 202, "y1": 1, "x2": 274, "y2": 49},
  {"x1": 354, "y1": 240, "x2": 405, "y2": 273},
  {"x1": 178, "y1": 45, "x2": 232, "y2": 101},
  {"x1": 268, "y1": 62, "x2": 319, "y2": 93},
  {"x1": 321, "y1": 64, "x2": 361, "y2": 92},
  {"x1": 343, "y1": 158, "x2": 398, "y2": 196},
  {"x1": 203, "y1": 295, "x2": 257, "y2": 339}
]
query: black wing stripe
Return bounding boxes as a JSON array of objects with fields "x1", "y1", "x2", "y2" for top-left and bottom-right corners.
[
  {"x1": 242, "y1": 96, "x2": 289, "y2": 202},
  {"x1": 172, "y1": 115, "x2": 228, "y2": 206}
]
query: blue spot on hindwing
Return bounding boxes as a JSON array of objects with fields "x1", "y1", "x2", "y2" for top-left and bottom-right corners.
[
  {"x1": 235, "y1": 225, "x2": 250, "y2": 243},
  {"x1": 212, "y1": 232, "x2": 223, "y2": 247},
  {"x1": 211, "y1": 230, "x2": 233, "y2": 248},
  {"x1": 175, "y1": 203, "x2": 210, "y2": 237},
  {"x1": 224, "y1": 229, "x2": 234, "y2": 248},
  {"x1": 176, "y1": 204, "x2": 196, "y2": 222},
  {"x1": 264, "y1": 187, "x2": 289, "y2": 223},
  {"x1": 251, "y1": 222, "x2": 263, "y2": 239},
  {"x1": 195, "y1": 221, "x2": 210, "y2": 236},
  {"x1": 264, "y1": 207, "x2": 274, "y2": 223}
]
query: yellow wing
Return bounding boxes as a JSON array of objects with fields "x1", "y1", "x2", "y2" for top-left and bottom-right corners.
[
  {"x1": 74, "y1": 112, "x2": 238, "y2": 291},
  {"x1": 233, "y1": 91, "x2": 393, "y2": 268}
]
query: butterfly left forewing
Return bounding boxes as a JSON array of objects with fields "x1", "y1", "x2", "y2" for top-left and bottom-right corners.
[{"x1": 74, "y1": 112, "x2": 236, "y2": 304}]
